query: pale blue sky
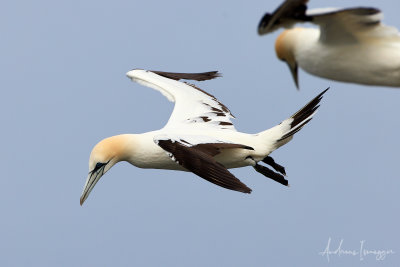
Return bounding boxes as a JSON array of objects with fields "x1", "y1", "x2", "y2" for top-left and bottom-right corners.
[{"x1": 1, "y1": 0, "x2": 399, "y2": 266}]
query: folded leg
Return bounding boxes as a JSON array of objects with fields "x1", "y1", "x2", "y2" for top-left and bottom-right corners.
[
  {"x1": 253, "y1": 163, "x2": 289, "y2": 186},
  {"x1": 262, "y1": 156, "x2": 286, "y2": 176}
]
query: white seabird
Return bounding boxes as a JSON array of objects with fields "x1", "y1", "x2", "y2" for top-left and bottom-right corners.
[
  {"x1": 80, "y1": 69, "x2": 328, "y2": 205},
  {"x1": 258, "y1": 0, "x2": 400, "y2": 89}
]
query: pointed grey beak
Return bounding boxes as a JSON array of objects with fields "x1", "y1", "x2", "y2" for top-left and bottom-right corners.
[
  {"x1": 286, "y1": 61, "x2": 299, "y2": 90},
  {"x1": 80, "y1": 165, "x2": 107, "y2": 206}
]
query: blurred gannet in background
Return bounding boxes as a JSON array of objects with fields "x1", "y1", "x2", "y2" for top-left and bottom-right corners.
[
  {"x1": 80, "y1": 69, "x2": 328, "y2": 205},
  {"x1": 258, "y1": 0, "x2": 400, "y2": 89}
]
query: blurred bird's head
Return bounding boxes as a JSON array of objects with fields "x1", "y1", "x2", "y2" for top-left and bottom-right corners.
[
  {"x1": 80, "y1": 135, "x2": 131, "y2": 205},
  {"x1": 275, "y1": 29, "x2": 300, "y2": 89}
]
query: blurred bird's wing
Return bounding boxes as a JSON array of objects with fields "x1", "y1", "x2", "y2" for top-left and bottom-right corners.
[
  {"x1": 258, "y1": 0, "x2": 310, "y2": 35},
  {"x1": 309, "y1": 7, "x2": 400, "y2": 43},
  {"x1": 258, "y1": 0, "x2": 399, "y2": 43}
]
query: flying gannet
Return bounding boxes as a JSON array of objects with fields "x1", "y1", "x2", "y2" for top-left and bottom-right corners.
[
  {"x1": 258, "y1": 0, "x2": 400, "y2": 89},
  {"x1": 80, "y1": 69, "x2": 328, "y2": 205}
]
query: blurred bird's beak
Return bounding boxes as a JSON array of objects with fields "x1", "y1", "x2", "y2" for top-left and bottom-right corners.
[
  {"x1": 286, "y1": 61, "x2": 299, "y2": 89},
  {"x1": 80, "y1": 165, "x2": 106, "y2": 206}
]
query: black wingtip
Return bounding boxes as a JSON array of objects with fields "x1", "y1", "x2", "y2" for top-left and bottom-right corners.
[
  {"x1": 258, "y1": 0, "x2": 311, "y2": 35},
  {"x1": 240, "y1": 186, "x2": 252, "y2": 194},
  {"x1": 258, "y1": 13, "x2": 273, "y2": 35},
  {"x1": 151, "y1": 70, "x2": 222, "y2": 81}
]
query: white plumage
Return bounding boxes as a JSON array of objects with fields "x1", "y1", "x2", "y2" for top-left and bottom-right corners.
[
  {"x1": 80, "y1": 69, "x2": 327, "y2": 205},
  {"x1": 258, "y1": 0, "x2": 400, "y2": 88}
]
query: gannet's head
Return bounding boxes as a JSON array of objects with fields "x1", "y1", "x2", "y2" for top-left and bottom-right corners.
[
  {"x1": 80, "y1": 135, "x2": 130, "y2": 205},
  {"x1": 275, "y1": 29, "x2": 300, "y2": 89}
]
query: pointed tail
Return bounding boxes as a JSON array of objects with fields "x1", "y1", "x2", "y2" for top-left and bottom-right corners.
[{"x1": 259, "y1": 88, "x2": 329, "y2": 152}]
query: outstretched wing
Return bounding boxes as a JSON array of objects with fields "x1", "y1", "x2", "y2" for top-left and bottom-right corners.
[
  {"x1": 258, "y1": 0, "x2": 399, "y2": 42},
  {"x1": 154, "y1": 135, "x2": 252, "y2": 194},
  {"x1": 310, "y1": 8, "x2": 399, "y2": 43},
  {"x1": 126, "y1": 69, "x2": 236, "y2": 131}
]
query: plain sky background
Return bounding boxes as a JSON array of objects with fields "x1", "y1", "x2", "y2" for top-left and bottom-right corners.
[{"x1": 1, "y1": 0, "x2": 399, "y2": 266}]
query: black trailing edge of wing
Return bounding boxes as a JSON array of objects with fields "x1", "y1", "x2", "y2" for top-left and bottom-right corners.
[{"x1": 151, "y1": 70, "x2": 222, "y2": 81}]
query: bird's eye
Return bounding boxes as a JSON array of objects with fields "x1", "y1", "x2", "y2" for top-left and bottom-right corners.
[{"x1": 92, "y1": 162, "x2": 107, "y2": 173}]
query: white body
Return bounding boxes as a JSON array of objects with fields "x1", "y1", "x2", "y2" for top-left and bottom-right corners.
[
  {"x1": 122, "y1": 69, "x2": 296, "y2": 170},
  {"x1": 125, "y1": 129, "x2": 278, "y2": 171},
  {"x1": 80, "y1": 69, "x2": 326, "y2": 204},
  {"x1": 293, "y1": 28, "x2": 400, "y2": 87}
]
